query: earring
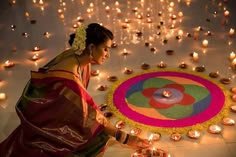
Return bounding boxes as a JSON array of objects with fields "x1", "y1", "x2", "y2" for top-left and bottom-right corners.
[{"x1": 89, "y1": 51, "x2": 93, "y2": 61}]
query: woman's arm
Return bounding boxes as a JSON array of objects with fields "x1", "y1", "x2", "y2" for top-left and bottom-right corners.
[{"x1": 96, "y1": 112, "x2": 150, "y2": 149}]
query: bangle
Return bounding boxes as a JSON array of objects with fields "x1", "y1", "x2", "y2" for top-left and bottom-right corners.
[
  {"x1": 123, "y1": 134, "x2": 129, "y2": 144},
  {"x1": 115, "y1": 130, "x2": 122, "y2": 141}
]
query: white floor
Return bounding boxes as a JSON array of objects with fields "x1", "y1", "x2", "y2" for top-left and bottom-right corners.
[{"x1": 0, "y1": 0, "x2": 236, "y2": 157}]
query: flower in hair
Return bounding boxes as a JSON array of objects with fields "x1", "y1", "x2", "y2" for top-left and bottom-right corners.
[{"x1": 72, "y1": 24, "x2": 87, "y2": 55}]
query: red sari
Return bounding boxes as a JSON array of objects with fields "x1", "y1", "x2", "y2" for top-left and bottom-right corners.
[{"x1": 0, "y1": 60, "x2": 109, "y2": 157}]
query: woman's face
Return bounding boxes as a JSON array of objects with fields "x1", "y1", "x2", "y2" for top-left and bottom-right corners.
[{"x1": 92, "y1": 39, "x2": 112, "y2": 64}]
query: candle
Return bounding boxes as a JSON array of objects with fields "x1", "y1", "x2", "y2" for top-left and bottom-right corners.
[
  {"x1": 202, "y1": 39, "x2": 208, "y2": 47},
  {"x1": 4, "y1": 60, "x2": 15, "y2": 68},
  {"x1": 229, "y1": 28, "x2": 235, "y2": 37},
  {"x1": 192, "y1": 52, "x2": 199, "y2": 62},
  {"x1": 229, "y1": 52, "x2": 236, "y2": 60},
  {"x1": 0, "y1": 92, "x2": 7, "y2": 101}
]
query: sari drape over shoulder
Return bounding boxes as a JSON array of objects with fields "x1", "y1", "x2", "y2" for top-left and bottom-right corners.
[{"x1": 0, "y1": 69, "x2": 109, "y2": 157}]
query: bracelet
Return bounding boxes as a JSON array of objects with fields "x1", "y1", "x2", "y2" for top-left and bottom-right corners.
[
  {"x1": 115, "y1": 130, "x2": 129, "y2": 144},
  {"x1": 123, "y1": 134, "x2": 129, "y2": 144},
  {"x1": 115, "y1": 130, "x2": 122, "y2": 141}
]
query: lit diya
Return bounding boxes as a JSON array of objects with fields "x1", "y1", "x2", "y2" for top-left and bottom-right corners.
[
  {"x1": 208, "y1": 124, "x2": 222, "y2": 134},
  {"x1": 107, "y1": 76, "x2": 118, "y2": 82},
  {"x1": 130, "y1": 127, "x2": 141, "y2": 135},
  {"x1": 31, "y1": 53, "x2": 39, "y2": 61},
  {"x1": 170, "y1": 133, "x2": 182, "y2": 141},
  {"x1": 111, "y1": 42, "x2": 118, "y2": 48},
  {"x1": 157, "y1": 61, "x2": 167, "y2": 68},
  {"x1": 195, "y1": 65, "x2": 205, "y2": 72},
  {"x1": 150, "y1": 47, "x2": 157, "y2": 52},
  {"x1": 136, "y1": 30, "x2": 142, "y2": 37},
  {"x1": 231, "y1": 105, "x2": 236, "y2": 113},
  {"x1": 148, "y1": 133, "x2": 161, "y2": 142},
  {"x1": 187, "y1": 130, "x2": 201, "y2": 139},
  {"x1": 166, "y1": 50, "x2": 174, "y2": 55},
  {"x1": 162, "y1": 90, "x2": 172, "y2": 98},
  {"x1": 124, "y1": 68, "x2": 133, "y2": 74},
  {"x1": 103, "y1": 111, "x2": 113, "y2": 118},
  {"x1": 4, "y1": 60, "x2": 15, "y2": 68},
  {"x1": 99, "y1": 103, "x2": 108, "y2": 111},
  {"x1": 219, "y1": 78, "x2": 231, "y2": 85},
  {"x1": 130, "y1": 152, "x2": 143, "y2": 157},
  {"x1": 0, "y1": 92, "x2": 7, "y2": 101},
  {"x1": 209, "y1": 71, "x2": 219, "y2": 78},
  {"x1": 141, "y1": 63, "x2": 150, "y2": 70},
  {"x1": 145, "y1": 42, "x2": 150, "y2": 47},
  {"x1": 30, "y1": 20, "x2": 37, "y2": 24},
  {"x1": 33, "y1": 46, "x2": 40, "y2": 51},
  {"x1": 77, "y1": 16, "x2": 84, "y2": 22},
  {"x1": 232, "y1": 95, "x2": 236, "y2": 102},
  {"x1": 179, "y1": 62, "x2": 188, "y2": 69},
  {"x1": 115, "y1": 120, "x2": 125, "y2": 129},
  {"x1": 91, "y1": 70, "x2": 100, "y2": 76},
  {"x1": 231, "y1": 87, "x2": 236, "y2": 94},
  {"x1": 43, "y1": 32, "x2": 50, "y2": 38},
  {"x1": 97, "y1": 85, "x2": 107, "y2": 91},
  {"x1": 22, "y1": 32, "x2": 29, "y2": 38},
  {"x1": 221, "y1": 117, "x2": 235, "y2": 126},
  {"x1": 131, "y1": 148, "x2": 171, "y2": 157}
]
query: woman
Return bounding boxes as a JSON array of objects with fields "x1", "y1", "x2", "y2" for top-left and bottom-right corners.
[{"x1": 0, "y1": 23, "x2": 150, "y2": 157}]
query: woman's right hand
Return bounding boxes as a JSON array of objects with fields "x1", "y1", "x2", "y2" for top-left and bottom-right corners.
[{"x1": 126, "y1": 134, "x2": 150, "y2": 149}]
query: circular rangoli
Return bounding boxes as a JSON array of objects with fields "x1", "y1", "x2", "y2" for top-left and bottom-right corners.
[{"x1": 107, "y1": 69, "x2": 231, "y2": 134}]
